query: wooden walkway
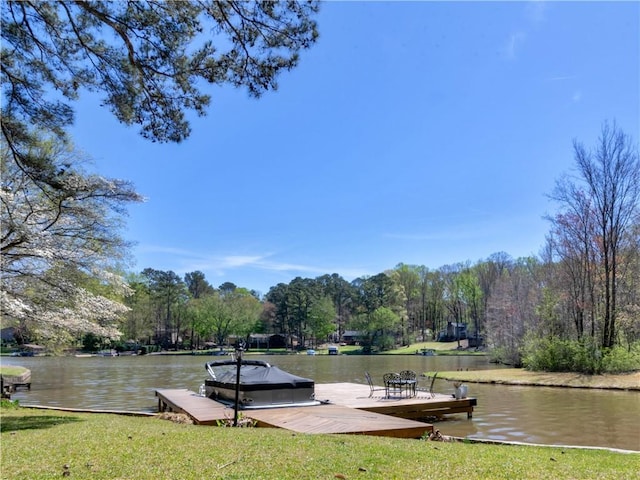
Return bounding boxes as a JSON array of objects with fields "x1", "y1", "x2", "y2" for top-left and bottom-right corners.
[{"x1": 156, "y1": 382, "x2": 476, "y2": 438}]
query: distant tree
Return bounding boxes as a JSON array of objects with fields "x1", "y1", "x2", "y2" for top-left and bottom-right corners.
[
  {"x1": 1, "y1": 0, "x2": 320, "y2": 189},
  {"x1": 306, "y1": 295, "x2": 336, "y2": 347},
  {"x1": 390, "y1": 263, "x2": 421, "y2": 345},
  {"x1": 458, "y1": 266, "x2": 483, "y2": 340},
  {"x1": 192, "y1": 288, "x2": 261, "y2": 346},
  {"x1": 225, "y1": 288, "x2": 263, "y2": 342},
  {"x1": 351, "y1": 306, "x2": 400, "y2": 352},
  {"x1": 184, "y1": 271, "x2": 214, "y2": 299},
  {"x1": 315, "y1": 273, "x2": 355, "y2": 340},
  {"x1": 121, "y1": 273, "x2": 155, "y2": 343},
  {"x1": 265, "y1": 283, "x2": 292, "y2": 344},
  {"x1": 0, "y1": 134, "x2": 142, "y2": 339},
  {"x1": 192, "y1": 293, "x2": 232, "y2": 347},
  {"x1": 352, "y1": 273, "x2": 400, "y2": 315},
  {"x1": 476, "y1": 252, "x2": 513, "y2": 334},
  {"x1": 485, "y1": 258, "x2": 541, "y2": 366},
  {"x1": 218, "y1": 282, "x2": 238, "y2": 296},
  {"x1": 424, "y1": 268, "x2": 446, "y2": 339},
  {"x1": 141, "y1": 268, "x2": 188, "y2": 348}
]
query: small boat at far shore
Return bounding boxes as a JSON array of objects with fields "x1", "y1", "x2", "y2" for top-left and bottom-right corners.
[{"x1": 204, "y1": 359, "x2": 318, "y2": 409}]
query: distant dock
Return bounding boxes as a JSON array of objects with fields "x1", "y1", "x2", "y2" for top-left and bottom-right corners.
[
  {"x1": 156, "y1": 382, "x2": 476, "y2": 439},
  {"x1": 1, "y1": 369, "x2": 31, "y2": 398}
]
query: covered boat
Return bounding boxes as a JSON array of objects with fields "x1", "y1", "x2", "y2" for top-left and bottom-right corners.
[{"x1": 204, "y1": 359, "x2": 318, "y2": 409}]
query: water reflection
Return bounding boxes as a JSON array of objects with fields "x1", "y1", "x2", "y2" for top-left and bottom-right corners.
[{"x1": 3, "y1": 354, "x2": 639, "y2": 451}]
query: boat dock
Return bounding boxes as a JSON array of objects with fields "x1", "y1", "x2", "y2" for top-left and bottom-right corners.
[
  {"x1": 1, "y1": 369, "x2": 32, "y2": 398},
  {"x1": 156, "y1": 382, "x2": 476, "y2": 439}
]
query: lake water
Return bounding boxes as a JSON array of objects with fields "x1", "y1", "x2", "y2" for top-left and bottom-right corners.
[{"x1": 3, "y1": 353, "x2": 639, "y2": 451}]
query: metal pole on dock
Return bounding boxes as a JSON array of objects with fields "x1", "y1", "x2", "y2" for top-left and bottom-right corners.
[{"x1": 233, "y1": 341, "x2": 244, "y2": 427}]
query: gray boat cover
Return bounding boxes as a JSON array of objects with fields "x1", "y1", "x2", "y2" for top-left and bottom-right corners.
[{"x1": 210, "y1": 364, "x2": 314, "y2": 391}]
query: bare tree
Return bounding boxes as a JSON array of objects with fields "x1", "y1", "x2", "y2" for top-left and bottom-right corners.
[{"x1": 550, "y1": 122, "x2": 640, "y2": 348}]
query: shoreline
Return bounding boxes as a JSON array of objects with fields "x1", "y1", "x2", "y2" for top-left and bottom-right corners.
[{"x1": 434, "y1": 368, "x2": 640, "y2": 391}]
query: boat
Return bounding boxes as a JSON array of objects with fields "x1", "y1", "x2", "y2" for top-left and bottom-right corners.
[
  {"x1": 204, "y1": 359, "x2": 319, "y2": 409},
  {"x1": 416, "y1": 348, "x2": 436, "y2": 356}
]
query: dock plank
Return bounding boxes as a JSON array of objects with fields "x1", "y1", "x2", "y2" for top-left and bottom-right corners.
[
  {"x1": 155, "y1": 388, "x2": 232, "y2": 425},
  {"x1": 246, "y1": 404, "x2": 432, "y2": 438}
]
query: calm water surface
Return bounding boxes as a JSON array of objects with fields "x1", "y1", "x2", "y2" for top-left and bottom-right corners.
[{"x1": 4, "y1": 354, "x2": 639, "y2": 451}]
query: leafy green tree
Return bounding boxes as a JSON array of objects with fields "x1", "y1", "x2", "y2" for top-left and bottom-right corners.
[
  {"x1": 192, "y1": 293, "x2": 232, "y2": 346},
  {"x1": 191, "y1": 288, "x2": 261, "y2": 346},
  {"x1": 458, "y1": 266, "x2": 483, "y2": 340},
  {"x1": 122, "y1": 276, "x2": 155, "y2": 345},
  {"x1": 391, "y1": 263, "x2": 421, "y2": 345},
  {"x1": 265, "y1": 283, "x2": 292, "y2": 345},
  {"x1": 225, "y1": 288, "x2": 263, "y2": 343},
  {"x1": 2, "y1": 0, "x2": 320, "y2": 188},
  {"x1": 351, "y1": 306, "x2": 400, "y2": 353},
  {"x1": 315, "y1": 273, "x2": 355, "y2": 341},
  {"x1": 185, "y1": 271, "x2": 214, "y2": 299},
  {"x1": 141, "y1": 268, "x2": 188, "y2": 349},
  {"x1": 352, "y1": 273, "x2": 400, "y2": 315},
  {"x1": 307, "y1": 295, "x2": 336, "y2": 347}
]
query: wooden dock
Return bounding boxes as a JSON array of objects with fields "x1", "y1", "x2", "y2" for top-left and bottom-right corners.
[
  {"x1": 1, "y1": 369, "x2": 31, "y2": 398},
  {"x1": 156, "y1": 382, "x2": 476, "y2": 438},
  {"x1": 315, "y1": 383, "x2": 477, "y2": 420},
  {"x1": 247, "y1": 404, "x2": 431, "y2": 438},
  {"x1": 156, "y1": 388, "x2": 230, "y2": 425}
]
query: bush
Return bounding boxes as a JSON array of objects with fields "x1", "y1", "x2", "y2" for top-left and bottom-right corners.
[
  {"x1": 601, "y1": 343, "x2": 640, "y2": 373},
  {"x1": 522, "y1": 337, "x2": 602, "y2": 373},
  {"x1": 523, "y1": 337, "x2": 640, "y2": 374},
  {"x1": 488, "y1": 345, "x2": 523, "y2": 367}
]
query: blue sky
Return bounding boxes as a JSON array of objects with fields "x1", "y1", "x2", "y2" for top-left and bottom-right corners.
[{"x1": 69, "y1": 1, "x2": 639, "y2": 296}]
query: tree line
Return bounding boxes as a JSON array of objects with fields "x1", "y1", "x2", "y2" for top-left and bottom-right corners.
[
  {"x1": 3, "y1": 123, "x2": 639, "y2": 374},
  {"x1": 1, "y1": 3, "x2": 638, "y2": 372}
]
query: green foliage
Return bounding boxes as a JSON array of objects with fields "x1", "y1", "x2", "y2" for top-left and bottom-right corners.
[
  {"x1": 600, "y1": 343, "x2": 640, "y2": 373},
  {"x1": 0, "y1": 398, "x2": 20, "y2": 409},
  {"x1": 82, "y1": 333, "x2": 102, "y2": 352},
  {"x1": 2, "y1": 1, "x2": 320, "y2": 147},
  {"x1": 523, "y1": 336, "x2": 640, "y2": 374},
  {"x1": 488, "y1": 345, "x2": 523, "y2": 367}
]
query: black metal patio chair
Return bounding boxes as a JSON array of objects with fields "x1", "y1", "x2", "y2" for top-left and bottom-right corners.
[
  {"x1": 364, "y1": 371, "x2": 386, "y2": 397},
  {"x1": 383, "y1": 372, "x2": 403, "y2": 398}
]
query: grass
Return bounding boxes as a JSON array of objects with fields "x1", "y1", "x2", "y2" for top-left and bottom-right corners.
[
  {"x1": 432, "y1": 369, "x2": 640, "y2": 390},
  {"x1": 0, "y1": 366, "x2": 29, "y2": 377},
  {"x1": 383, "y1": 341, "x2": 482, "y2": 355},
  {"x1": 1, "y1": 404, "x2": 637, "y2": 479}
]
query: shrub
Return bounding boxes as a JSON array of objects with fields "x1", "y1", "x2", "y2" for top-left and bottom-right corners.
[
  {"x1": 522, "y1": 336, "x2": 603, "y2": 373},
  {"x1": 600, "y1": 343, "x2": 640, "y2": 373}
]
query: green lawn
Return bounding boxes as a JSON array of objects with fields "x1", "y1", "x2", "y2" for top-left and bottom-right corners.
[{"x1": 1, "y1": 404, "x2": 637, "y2": 480}]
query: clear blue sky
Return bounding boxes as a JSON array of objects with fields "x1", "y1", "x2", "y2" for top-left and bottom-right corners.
[{"x1": 69, "y1": 1, "x2": 639, "y2": 296}]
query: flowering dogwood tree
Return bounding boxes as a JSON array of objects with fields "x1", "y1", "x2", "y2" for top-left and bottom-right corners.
[{"x1": 1, "y1": 135, "x2": 143, "y2": 340}]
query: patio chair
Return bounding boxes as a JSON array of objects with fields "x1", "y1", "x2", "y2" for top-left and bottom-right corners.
[
  {"x1": 428, "y1": 372, "x2": 438, "y2": 398},
  {"x1": 364, "y1": 372, "x2": 386, "y2": 398},
  {"x1": 383, "y1": 372, "x2": 403, "y2": 398},
  {"x1": 399, "y1": 370, "x2": 417, "y2": 397}
]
